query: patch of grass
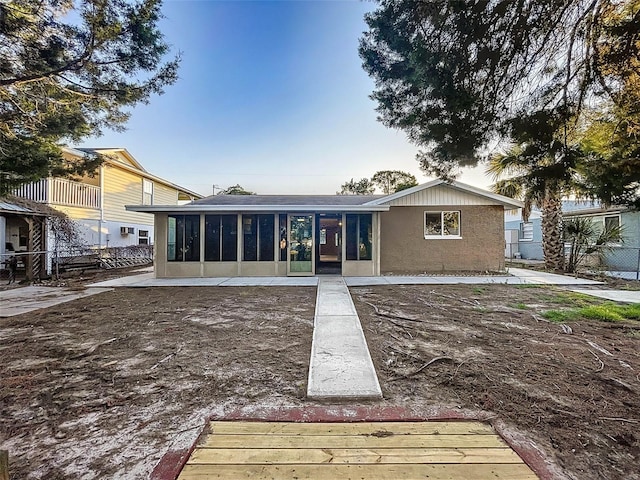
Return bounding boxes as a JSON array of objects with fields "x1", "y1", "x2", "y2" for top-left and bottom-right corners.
[
  {"x1": 472, "y1": 287, "x2": 487, "y2": 294},
  {"x1": 543, "y1": 303, "x2": 640, "y2": 323},
  {"x1": 539, "y1": 291, "x2": 597, "y2": 307},
  {"x1": 510, "y1": 302, "x2": 530, "y2": 310},
  {"x1": 543, "y1": 310, "x2": 580, "y2": 323},
  {"x1": 514, "y1": 284, "x2": 542, "y2": 289}
]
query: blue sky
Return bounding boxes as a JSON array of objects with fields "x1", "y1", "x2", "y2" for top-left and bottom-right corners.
[{"x1": 79, "y1": 0, "x2": 489, "y2": 196}]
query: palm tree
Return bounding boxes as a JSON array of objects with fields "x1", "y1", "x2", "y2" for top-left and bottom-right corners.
[
  {"x1": 487, "y1": 110, "x2": 581, "y2": 271},
  {"x1": 563, "y1": 216, "x2": 624, "y2": 274}
]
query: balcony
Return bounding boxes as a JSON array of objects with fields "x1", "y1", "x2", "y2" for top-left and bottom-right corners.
[{"x1": 14, "y1": 178, "x2": 101, "y2": 209}]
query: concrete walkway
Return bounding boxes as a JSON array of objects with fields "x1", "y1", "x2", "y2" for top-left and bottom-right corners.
[
  {"x1": 506, "y1": 267, "x2": 604, "y2": 285},
  {"x1": 89, "y1": 268, "x2": 603, "y2": 288},
  {"x1": 571, "y1": 289, "x2": 640, "y2": 303},
  {"x1": 307, "y1": 277, "x2": 382, "y2": 400},
  {"x1": 0, "y1": 286, "x2": 112, "y2": 317}
]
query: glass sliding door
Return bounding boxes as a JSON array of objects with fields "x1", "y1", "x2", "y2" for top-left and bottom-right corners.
[{"x1": 288, "y1": 214, "x2": 314, "y2": 275}]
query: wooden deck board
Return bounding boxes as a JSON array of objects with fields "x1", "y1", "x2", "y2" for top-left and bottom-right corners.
[
  {"x1": 209, "y1": 420, "x2": 495, "y2": 435},
  {"x1": 200, "y1": 433, "x2": 508, "y2": 448},
  {"x1": 177, "y1": 421, "x2": 539, "y2": 480},
  {"x1": 188, "y1": 447, "x2": 524, "y2": 464},
  {"x1": 178, "y1": 464, "x2": 538, "y2": 479}
]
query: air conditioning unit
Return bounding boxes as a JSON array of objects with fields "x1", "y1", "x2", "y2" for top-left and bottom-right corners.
[{"x1": 120, "y1": 226, "x2": 135, "y2": 235}]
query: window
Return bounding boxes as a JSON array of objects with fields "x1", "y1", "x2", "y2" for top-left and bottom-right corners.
[
  {"x1": 604, "y1": 215, "x2": 620, "y2": 232},
  {"x1": 205, "y1": 215, "x2": 237, "y2": 261},
  {"x1": 424, "y1": 211, "x2": 461, "y2": 238},
  {"x1": 346, "y1": 214, "x2": 372, "y2": 261},
  {"x1": 142, "y1": 179, "x2": 153, "y2": 205},
  {"x1": 242, "y1": 214, "x2": 274, "y2": 261},
  {"x1": 167, "y1": 215, "x2": 200, "y2": 262},
  {"x1": 519, "y1": 222, "x2": 533, "y2": 241},
  {"x1": 139, "y1": 230, "x2": 149, "y2": 245}
]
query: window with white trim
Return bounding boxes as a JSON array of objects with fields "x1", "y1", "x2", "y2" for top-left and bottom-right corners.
[
  {"x1": 138, "y1": 230, "x2": 149, "y2": 245},
  {"x1": 519, "y1": 222, "x2": 533, "y2": 241},
  {"x1": 142, "y1": 179, "x2": 153, "y2": 205},
  {"x1": 424, "y1": 211, "x2": 461, "y2": 238}
]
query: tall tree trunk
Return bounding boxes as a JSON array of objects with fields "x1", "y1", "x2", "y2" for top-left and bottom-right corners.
[{"x1": 541, "y1": 185, "x2": 565, "y2": 271}]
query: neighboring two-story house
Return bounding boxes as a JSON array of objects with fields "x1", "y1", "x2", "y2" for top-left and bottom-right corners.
[{"x1": 2, "y1": 147, "x2": 201, "y2": 275}]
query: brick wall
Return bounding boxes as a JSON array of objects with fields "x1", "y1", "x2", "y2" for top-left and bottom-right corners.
[{"x1": 380, "y1": 205, "x2": 505, "y2": 273}]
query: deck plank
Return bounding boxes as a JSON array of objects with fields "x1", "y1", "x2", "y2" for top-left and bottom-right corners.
[
  {"x1": 178, "y1": 463, "x2": 539, "y2": 479},
  {"x1": 201, "y1": 433, "x2": 507, "y2": 448},
  {"x1": 187, "y1": 447, "x2": 524, "y2": 464},
  {"x1": 209, "y1": 420, "x2": 495, "y2": 435}
]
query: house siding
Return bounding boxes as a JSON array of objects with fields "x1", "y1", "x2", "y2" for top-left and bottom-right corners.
[
  {"x1": 102, "y1": 165, "x2": 155, "y2": 225},
  {"x1": 384, "y1": 185, "x2": 501, "y2": 207},
  {"x1": 380, "y1": 205, "x2": 505, "y2": 273},
  {"x1": 154, "y1": 183, "x2": 178, "y2": 205},
  {"x1": 54, "y1": 205, "x2": 101, "y2": 221}
]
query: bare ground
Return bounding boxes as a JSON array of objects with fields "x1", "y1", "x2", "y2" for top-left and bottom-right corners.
[
  {"x1": 0, "y1": 286, "x2": 315, "y2": 479},
  {"x1": 353, "y1": 284, "x2": 640, "y2": 480},
  {"x1": 1, "y1": 281, "x2": 639, "y2": 479}
]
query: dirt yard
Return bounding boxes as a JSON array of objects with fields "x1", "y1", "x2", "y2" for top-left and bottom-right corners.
[
  {"x1": 0, "y1": 286, "x2": 316, "y2": 479},
  {"x1": 1, "y1": 282, "x2": 639, "y2": 479},
  {"x1": 353, "y1": 284, "x2": 640, "y2": 480}
]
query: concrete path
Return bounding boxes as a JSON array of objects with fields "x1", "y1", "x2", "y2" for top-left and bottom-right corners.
[
  {"x1": 90, "y1": 269, "x2": 603, "y2": 288},
  {"x1": 506, "y1": 267, "x2": 603, "y2": 285},
  {"x1": 89, "y1": 274, "x2": 318, "y2": 288},
  {"x1": 571, "y1": 289, "x2": 640, "y2": 303},
  {"x1": 0, "y1": 286, "x2": 112, "y2": 317},
  {"x1": 307, "y1": 277, "x2": 382, "y2": 400}
]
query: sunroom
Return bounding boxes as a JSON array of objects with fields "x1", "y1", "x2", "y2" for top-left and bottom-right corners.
[{"x1": 129, "y1": 195, "x2": 389, "y2": 277}]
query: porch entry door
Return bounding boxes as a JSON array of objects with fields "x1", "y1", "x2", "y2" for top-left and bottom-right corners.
[{"x1": 287, "y1": 214, "x2": 314, "y2": 275}]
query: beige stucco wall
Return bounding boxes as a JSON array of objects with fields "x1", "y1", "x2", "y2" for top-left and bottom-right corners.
[{"x1": 379, "y1": 205, "x2": 505, "y2": 273}]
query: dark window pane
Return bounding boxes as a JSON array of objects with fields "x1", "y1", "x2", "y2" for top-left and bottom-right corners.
[
  {"x1": 184, "y1": 215, "x2": 200, "y2": 261},
  {"x1": 243, "y1": 215, "x2": 257, "y2": 261},
  {"x1": 346, "y1": 214, "x2": 358, "y2": 260},
  {"x1": 205, "y1": 215, "x2": 221, "y2": 261},
  {"x1": 279, "y1": 214, "x2": 287, "y2": 261},
  {"x1": 359, "y1": 214, "x2": 372, "y2": 260},
  {"x1": 425, "y1": 212, "x2": 442, "y2": 236},
  {"x1": 604, "y1": 216, "x2": 619, "y2": 231},
  {"x1": 168, "y1": 215, "x2": 200, "y2": 262},
  {"x1": 258, "y1": 214, "x2": 274, "y2": 261},
  {"x1": 222, "y1": 215, "x2": 237, "y2": 261}
]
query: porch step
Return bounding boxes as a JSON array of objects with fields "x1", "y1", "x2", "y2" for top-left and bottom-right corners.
[{"x1": 307, "y1": 277, "x2": 382, "y2": 400}]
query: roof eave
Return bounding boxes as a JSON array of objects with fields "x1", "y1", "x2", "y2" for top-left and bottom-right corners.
[
  {"x1": 126, "y1": 204, "x2": 390, "y2": 213},
  {"x1": 365, "y1": 179, "x2": 523, "y2": 209}
]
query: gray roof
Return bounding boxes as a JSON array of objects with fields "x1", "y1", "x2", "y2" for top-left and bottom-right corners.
[
  {"x1": 190, "y1": 195, "x2": 385, "y2": 206},
  {"x1": 0, "y1": 200, "x2": 43, "y2": 215}
]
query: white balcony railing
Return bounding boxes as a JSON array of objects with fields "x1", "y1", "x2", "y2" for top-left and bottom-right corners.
[{"x1": 14, "y1": 178, "x2": 101, "y2": 209}]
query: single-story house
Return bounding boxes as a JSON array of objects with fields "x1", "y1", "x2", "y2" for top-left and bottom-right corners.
[
  {"x1": 563, "y1": 205, "x2": 640, "y2": 272},
  {"x1": 505, "y1": 201, "x2": 639, "y2": 273},
  {"x1": 127, "y1": 180, "x2": 523, "y2": 277}
]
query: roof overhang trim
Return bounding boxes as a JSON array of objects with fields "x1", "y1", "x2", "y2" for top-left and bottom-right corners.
[{"x1": 126, "y1": 205, "x2": 390, "y2": 213}]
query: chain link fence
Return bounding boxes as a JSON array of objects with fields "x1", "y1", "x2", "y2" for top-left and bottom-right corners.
[{"x1": 506, "y1": 242, "x2": 640, "y2": 280}]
